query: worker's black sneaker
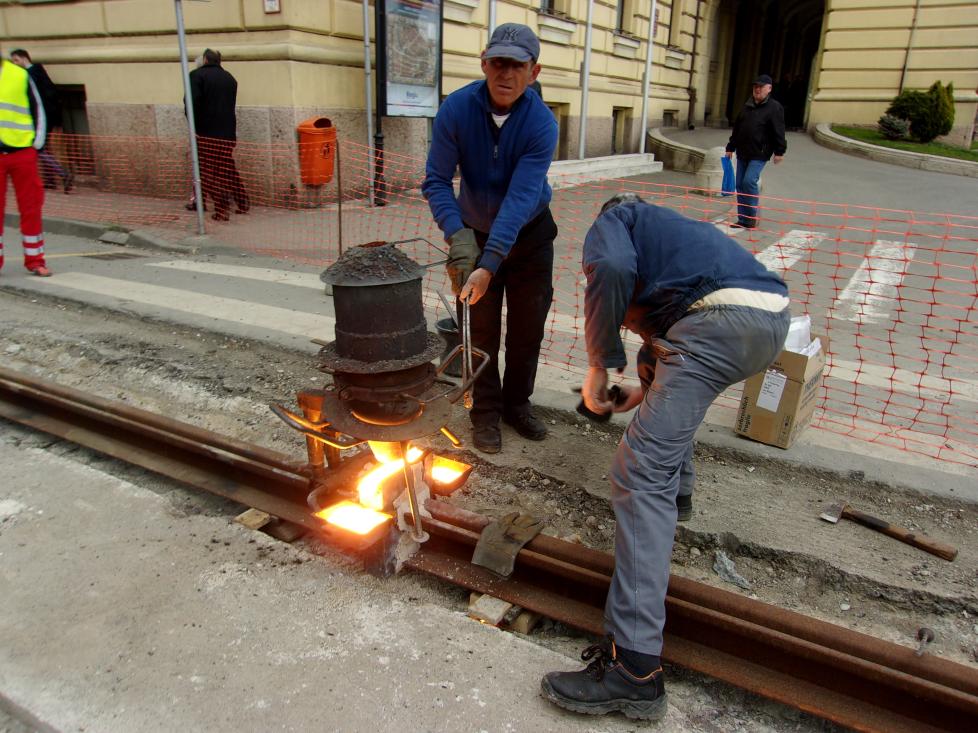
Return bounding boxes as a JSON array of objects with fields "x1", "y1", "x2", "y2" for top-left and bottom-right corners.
[
  {"x1": 502, "y1": 408, "x2": 548, "y2": 441},
  {"x1": 541, "y1": 636, "x2": 667, "y2": 720},
  {"x1": 676, "y1": 494, "x2": 693, "y2": 522},
  {"x1": 472, "y1": 423, "x2": 502, "y2": 454}
]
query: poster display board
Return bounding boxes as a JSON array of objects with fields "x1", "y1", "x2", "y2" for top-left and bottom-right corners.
[{"x1": 377, "y1": 0, "x2": 443, "y2": 117}]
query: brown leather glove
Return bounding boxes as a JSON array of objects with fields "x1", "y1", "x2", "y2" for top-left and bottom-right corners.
[{"x1": 446, "y1": 228, "x2": 479, "y2": 296}]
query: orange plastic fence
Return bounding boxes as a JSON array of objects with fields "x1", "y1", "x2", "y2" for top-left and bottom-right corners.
[{"x1": 10, "y1": 132, "x2": 978, "y2": 467}]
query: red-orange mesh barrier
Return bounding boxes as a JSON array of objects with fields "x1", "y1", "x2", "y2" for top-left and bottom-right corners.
[{"x1": 10, "y1": 132, "x2": 978, "y2": 467}]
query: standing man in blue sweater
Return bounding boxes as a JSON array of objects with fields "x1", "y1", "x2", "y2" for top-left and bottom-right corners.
[
  {"x1": 541, "y1": 194, "x2": 790, "y2": 721},
  {"x1": 423, "y1": 23, "x2": 558, "y2": 454}
]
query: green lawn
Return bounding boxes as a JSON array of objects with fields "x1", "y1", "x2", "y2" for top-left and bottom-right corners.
[{"x1": 831, "y1": 125, "x2": 978, "y2": 163}]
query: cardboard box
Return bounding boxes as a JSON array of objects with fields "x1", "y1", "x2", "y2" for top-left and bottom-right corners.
[{"x1": 735, "y1": 336, "x2": 828, "y2": 449}]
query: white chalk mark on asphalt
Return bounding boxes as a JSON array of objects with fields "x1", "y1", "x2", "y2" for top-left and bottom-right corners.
[{"x1": 831, "y1": 240, "x2": 917, "y2": 324}]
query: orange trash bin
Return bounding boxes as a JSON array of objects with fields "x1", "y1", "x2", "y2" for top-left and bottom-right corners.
[{"x1": 297, "y1": 116, "x2": 336, "y2": 186}]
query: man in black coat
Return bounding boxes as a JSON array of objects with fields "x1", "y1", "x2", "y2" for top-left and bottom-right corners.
[
  {"x1": 188, "y1": 49, "x2": 248, "y2": 221},
  {"x1": 724, "y1": 74, "x2": 786, "y2": 230},
  {"x1": 9, "y1": 49, "x2": 73, "y2": 193}
]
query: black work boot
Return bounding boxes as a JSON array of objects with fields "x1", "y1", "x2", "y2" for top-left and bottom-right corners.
[
  {"x1": 472, "y1": 422, "x2": 502, "y2": 454},
  {"x1": 541, "y1": 636, "x2": 667, "y2": 720},
  {"x1": 676, "y1": 494, "x2": 693, "y2": 522},
  {"x1": 502, "y1": 407, "x2": 547, "y2": 441}
]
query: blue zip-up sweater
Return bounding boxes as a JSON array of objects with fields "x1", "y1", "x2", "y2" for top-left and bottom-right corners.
[
  {"x1": 422, "y1": 80, "x2": 558, "y2": 274},
  {"x1": 583, "y1": 202, "x2": 788, "y2": 369}
]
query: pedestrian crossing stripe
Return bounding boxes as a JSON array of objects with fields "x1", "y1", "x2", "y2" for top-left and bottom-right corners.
[
  {"x1": 829, "y1": 240, "x2": 917, "y2": 325},
  {"x1": 149, "y1": 260, "x2": 324, "y2": 290},
  {"x1": 755, "y1": 229, "x2": 825, "y2": 273},
  {"x1": 36, "y1": 272, "x2": 335, "y2": 338}
]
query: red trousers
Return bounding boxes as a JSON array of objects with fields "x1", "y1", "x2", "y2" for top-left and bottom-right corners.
[{"x1": 0, "y1": 147, "x2": 46, "y2": 272}]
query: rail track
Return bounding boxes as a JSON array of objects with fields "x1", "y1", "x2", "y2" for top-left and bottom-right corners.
[{"x1": 1, "y1": 365, "x2": 976, "y2": 733}]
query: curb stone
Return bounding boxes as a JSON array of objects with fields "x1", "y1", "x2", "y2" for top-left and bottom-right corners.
[{"x1": 813, "y1": 123, "x2": 978, "y2": 178}]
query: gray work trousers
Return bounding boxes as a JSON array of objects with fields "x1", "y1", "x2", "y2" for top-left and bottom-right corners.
[{"x1": 605, "y1": 305, "x2": 791, "y2": 655}]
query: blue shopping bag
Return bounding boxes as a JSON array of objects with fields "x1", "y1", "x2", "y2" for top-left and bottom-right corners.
[{"x1": 720, "y1": 156, "x2": 735, "y2": 196}]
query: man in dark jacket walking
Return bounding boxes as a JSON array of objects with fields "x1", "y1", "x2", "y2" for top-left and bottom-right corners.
[
  {"x1": 9, "y1": 49, "x2": 72, "y2": 194},
  {"x1": 725, "y1": 74, "x2": 786, "y2": 229},
  {"x1": 541, "y1": 194, "x2": 790, "y2": 720},
  {"x1": 188, "y1": 49, "x2": 248, "y2": 221},
  {"x1": 423, "y1": 23, "x2": 558, "y2": 454}
]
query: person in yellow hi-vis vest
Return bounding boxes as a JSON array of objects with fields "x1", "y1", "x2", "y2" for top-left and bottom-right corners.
[{"x1": 0, "y1": 54, "x2": 50, "y2": 276}]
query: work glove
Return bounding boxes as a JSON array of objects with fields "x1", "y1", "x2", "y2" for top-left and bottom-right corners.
[
  {"x1": 446, "y1": 228, "x2": 479, "y2": 296},
  {"x1": 471, "y1": 511, "x2": 544, "y2": 577}
]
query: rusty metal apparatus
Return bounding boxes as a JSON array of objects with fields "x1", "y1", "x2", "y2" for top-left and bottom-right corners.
[{"x1": 270, "y1": 241, "x2": 487, "y2": 555}]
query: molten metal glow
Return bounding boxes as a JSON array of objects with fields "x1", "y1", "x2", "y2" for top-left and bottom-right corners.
[
  {"x1": 315, "y1": 501, "x2": 390, "y2": 535},
  {"x1": 359, "y1": 442, "x2": 424, "y2": 510},
  {"x1": 430, "y1": 456, "x2": 469, "y2": 485}
]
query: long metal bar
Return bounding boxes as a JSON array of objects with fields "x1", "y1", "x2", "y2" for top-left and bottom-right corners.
[
  {"x1": 173, "y1": 0, "x2": 205, "y2": 236},
  {"x1": 577, "y1": 0, "x2": 594, "y2": 160},
  {"x1": 362, "y1": 0, "x2": 375, "y2": 206},
  {"x1": 1, "y1": 367, "x2": 976, "y2": 732},
  {"x1": 639, "y1": 0, "x2": 658, "y2": 154}
]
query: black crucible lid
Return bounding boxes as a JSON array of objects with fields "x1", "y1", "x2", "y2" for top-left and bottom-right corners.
[{"x1": 320, "y1": 241, "x2": 424, "y2": 287}]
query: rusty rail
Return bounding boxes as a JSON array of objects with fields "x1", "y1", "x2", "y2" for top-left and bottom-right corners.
[{"x1": 1, "y1": 365, "x2": 976, "y2": 732}]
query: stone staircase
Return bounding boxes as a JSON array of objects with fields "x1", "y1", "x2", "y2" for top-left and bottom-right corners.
[{"x1": 548, "y1": 152, "x2": 663, "y2": 189}]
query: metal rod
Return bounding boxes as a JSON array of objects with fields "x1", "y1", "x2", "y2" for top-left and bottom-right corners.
[
  {"x1": 439, "y1": 426, "x2": 461, "y2": 447},
  {"x1": 438, "y1": 291, "x2": 458, "y2": 329},
  {"x1": 400, "y1": 441, "x2": 427, "y2": 542},
  {"x1": 899, "y1": 0, "x2": 923, "y2": 92},
  {"x1": 686, "y1": 0, "x2": 702, "y2": 129},
  {"x1": 373, "y1": 0, "x2": 387, "y2": 207},
  {"x1": 639, "y1": 0, "x2": 658, "y2": 154},
  {"x1": 174, "y1": 0, "x2": 205, "y2": 235},
  {"x1": 336, "y1": 141, "x2": 343, "y2": 256},
  {"x1": 362, "y1": 0, "x2": 375, "y2": 206},
  {"x1": 577, "y1": 0, "x2": 594, "y2": 160},
  {"x1": 462, "y1": 300, "x2": 473, "y2": 409}
]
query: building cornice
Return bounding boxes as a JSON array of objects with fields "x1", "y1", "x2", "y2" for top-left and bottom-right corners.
[{"x1": 8, "y1": 42, "x2": 368, "y2": 68}]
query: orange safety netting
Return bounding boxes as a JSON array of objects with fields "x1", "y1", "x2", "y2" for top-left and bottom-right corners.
[{"x1": 10, "y1": 132, "x2": 978, "y2": 468}]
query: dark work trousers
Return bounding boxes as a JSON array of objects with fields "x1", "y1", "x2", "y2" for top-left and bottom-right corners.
[
  {"x1": 198, "y1": 138, "x2": 249, "y2": 216},
  {"x1": 459, "y1": 208, "x2": 556, "y2": 428}
]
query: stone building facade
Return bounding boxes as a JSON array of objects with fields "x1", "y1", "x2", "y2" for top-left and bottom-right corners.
[{"x1": 1, "y1": 0, "x2": 974, "y2": 174}]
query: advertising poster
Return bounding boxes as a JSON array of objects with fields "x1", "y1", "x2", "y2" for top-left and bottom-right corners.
[{"x1": 378, "y1": 0, "x2": 443, "y2": 117}]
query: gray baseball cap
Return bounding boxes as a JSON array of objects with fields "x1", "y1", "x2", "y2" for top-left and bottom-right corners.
[{"x1": 484, "y1": 23, "x2": 540, "y2": 63}]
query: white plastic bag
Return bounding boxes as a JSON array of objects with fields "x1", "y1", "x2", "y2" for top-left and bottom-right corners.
[{"x1": 784, "y1": 315, "x2": 812, "y2": 353}]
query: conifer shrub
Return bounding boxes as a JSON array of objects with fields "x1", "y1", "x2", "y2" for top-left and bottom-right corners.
[
  {"x1": 877, "y1": 113, "x2": 910, "y2": 140},
  {"x1": 885, "y1": 82, "x2": 955, "y2": 143}
]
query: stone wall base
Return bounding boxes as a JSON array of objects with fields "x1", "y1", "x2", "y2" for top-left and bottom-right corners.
[{"x1": 82, "y1": 103, "x2": 430, "y2": 201}]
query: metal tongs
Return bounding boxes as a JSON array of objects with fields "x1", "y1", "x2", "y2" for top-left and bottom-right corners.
[{"x1": 461, "y1": 299, "x2": 474, "y2": 409}]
